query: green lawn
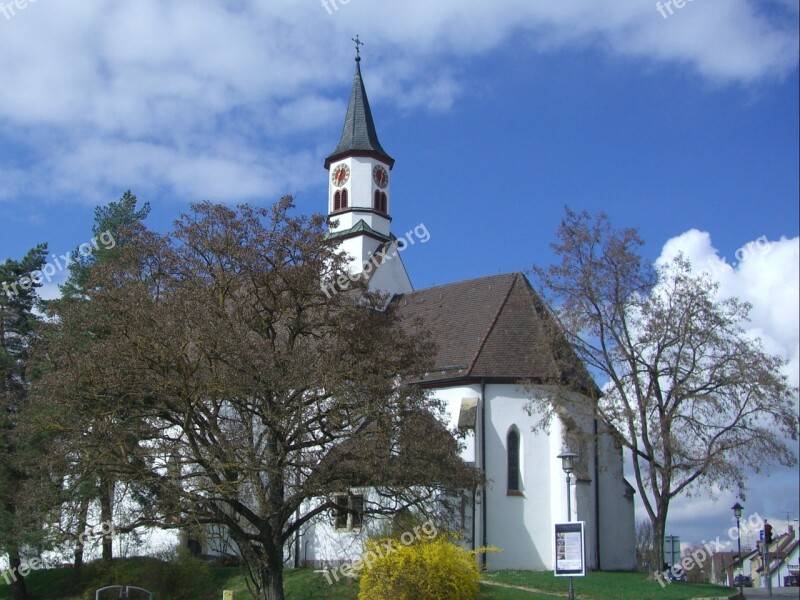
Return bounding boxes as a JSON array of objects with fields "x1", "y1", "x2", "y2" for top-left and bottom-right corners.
[
  {"x1": 0, "y1": 561, "x2": 736, "y2": 600},
  {"x1": 483, "y1": 570, "x2": 736, "y2": 600},
  {"x1": 0, "y1": 561, "x2": 359, "y2": 600}
]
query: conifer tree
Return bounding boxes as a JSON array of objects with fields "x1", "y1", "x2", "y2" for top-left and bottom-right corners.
[{"x1": 1, "y1": 245, "x2": 48, "y2": 600}]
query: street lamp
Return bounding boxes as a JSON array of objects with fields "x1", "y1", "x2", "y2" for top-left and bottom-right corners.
[
  {"x1": 558, "y1": 449, "x2": 578, "y2": 521},
  {"x1": 732, "y1": 502, "x2": 744, "y2": 599},
  {"x1": 558, "y1": 448, "x2": 579, "y2": 600}
]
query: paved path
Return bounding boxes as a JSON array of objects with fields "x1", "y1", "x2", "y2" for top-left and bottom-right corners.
[
  {"x1": 480, "y1": 580, "x2": 800, "y2": 599},
  {"x1": 741, "y1": 588, "x2": 800, "y2": 598},
  {"x1": 481, "y1": 580, "x2": 564, "y2": 597}
]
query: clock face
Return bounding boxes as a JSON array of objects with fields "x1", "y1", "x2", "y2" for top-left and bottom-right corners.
[
  {"x1": 372, "y1": 165, "x2": 389, "y2": 189},
  {"x1": 332, "y1": 164, "x2": 350, "y2": 187}
]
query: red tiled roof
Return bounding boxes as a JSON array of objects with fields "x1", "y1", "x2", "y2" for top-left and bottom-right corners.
[{"x1": 390, "y1": 272, "x2": 595, "y2": 391}]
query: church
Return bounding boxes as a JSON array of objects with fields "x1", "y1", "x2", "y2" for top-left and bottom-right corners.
[{"x1": 294, "y1": 51, "x2": 637, "y2": 572}]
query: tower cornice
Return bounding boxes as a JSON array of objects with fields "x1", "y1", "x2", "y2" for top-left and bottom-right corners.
[{"x1": 325, "y1": 149, "x2": 394, "y2": 171}]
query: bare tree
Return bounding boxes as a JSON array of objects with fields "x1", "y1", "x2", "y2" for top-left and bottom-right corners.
[
  {"x1": 531, "y1": 208, "x2": 798, "y2": 573},
  {"x1": 635, "y1": 519, "x2": 654, "y2": 573},
  {"x1": 36, "y1": 198, "x2": 476, "y2": 600},
  {"x1": 682, "y1": 544, "x2": 712, "y2": 584}
]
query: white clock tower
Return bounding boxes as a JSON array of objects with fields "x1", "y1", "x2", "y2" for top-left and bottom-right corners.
[{"x1": 324, "y1": 46, "x2": 412, "y2": 295}]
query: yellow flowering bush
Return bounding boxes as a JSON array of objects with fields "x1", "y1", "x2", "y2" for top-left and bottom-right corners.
[{"x1": 358, "y1": 535, "x2": 495, "y2": 600}]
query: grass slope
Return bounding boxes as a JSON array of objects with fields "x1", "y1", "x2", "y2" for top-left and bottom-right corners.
[
  {"x1": 0, "y1": 560, "x2": 358, "y2": 600},
  {"x1": 484, "y1": 570, "x2": 735, "y2": 600},
  {"x1": 0, "y1": 561, "x2": 735, "y2": 600}
]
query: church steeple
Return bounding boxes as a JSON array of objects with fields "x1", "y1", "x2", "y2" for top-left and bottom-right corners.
[
  {"x1": 324, "y1": 54, "x2": 394, "y2": 169},
  {"x1": 323, "y1": 40, "x2": 412, "y2": 296},
  {"x1": 325, "y1": 43, "x2": 394, "y2": 244}
]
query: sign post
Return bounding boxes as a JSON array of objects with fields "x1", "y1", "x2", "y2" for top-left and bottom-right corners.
[
  {"x1": 664, "y1": 535, "x2": 681, "y2": 571},
  {"x1": 554, "y1": 521, "x2": 586, "y2": 590},
  {"x1": 763, "y1": 541, "x2": 772, "y2": 596}
]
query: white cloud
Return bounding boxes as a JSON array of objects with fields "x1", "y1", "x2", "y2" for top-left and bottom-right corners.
[
  {"x1": 629, "y1": 229, "x2": 800, "y2": 544},
  {"x1": 0, "y1": 1, "x2": 796, "y2": 205},
  {"x1": 658, "y1": 229, "x2": 800, "y2": 387}
]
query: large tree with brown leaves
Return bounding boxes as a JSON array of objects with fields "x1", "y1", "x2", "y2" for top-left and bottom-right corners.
[{"x1": 36, "y1": 197, "x2": 474, "y2": 600}]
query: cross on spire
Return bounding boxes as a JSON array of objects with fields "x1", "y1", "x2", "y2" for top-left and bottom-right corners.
[{"x1": 352, "y1": 35, "x2": 364, "y2": 61}]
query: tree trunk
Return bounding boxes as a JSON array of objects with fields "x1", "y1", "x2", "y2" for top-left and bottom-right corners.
[
  {"x1": 73, "y1": 496, "x2": 91, "y2": 576},
  {"x1": 652, "y1": 514, "x2": 667, "y2": 576},
  {"x1": 257, "y1": 436, "x2": 287, "y2": 600},
  {"x1": 257, "y1": 562, "x2": 285, "y2": 600},
  {"x1": 8, "y1": 549, "x2": 29, "y2": 600},
  {"x1": 99, "y1": 477, "x2": 114, "y2": 561}
]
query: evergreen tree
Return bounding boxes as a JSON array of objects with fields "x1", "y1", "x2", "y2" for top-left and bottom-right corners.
[
  {"x1": 1, "y1": 244, "x2": 47, "y2": 600},
  {"x1": 60, "y1": 190, "x2": 150, "y2": 302},
  {"x1": 50, "y1": 190, "x2": 150, "y2": 566}
]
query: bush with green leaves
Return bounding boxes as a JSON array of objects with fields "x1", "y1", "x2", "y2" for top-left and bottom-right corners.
[{"x1": 80, "y1": 550, "x2": 215, "y2": 600}]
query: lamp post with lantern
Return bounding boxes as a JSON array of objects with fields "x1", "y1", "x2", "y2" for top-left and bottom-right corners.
[
  {"x1": 732, "y1": 502, "x2": 744, "y2": 599},
  {"x1": 558, "y1": 449, "x2": 579, "y2": 600}
]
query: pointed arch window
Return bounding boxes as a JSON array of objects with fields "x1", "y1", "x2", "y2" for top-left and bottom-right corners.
[
  {"x1": 341, "y1": 188, "x2": 348, "y2": 209},
  {"x1": 507, "y1": 427, "x2": 521, "y2": 494},
  {"x1": 374, "y1": 191, "x2": 388, "y2": 214},
  {"x1": 334, "y1": 191, "x2": 341, "y2": 212}
]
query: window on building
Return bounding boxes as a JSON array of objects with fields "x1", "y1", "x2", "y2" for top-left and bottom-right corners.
[
  {"x1": 334, "y1": 494, "x2": 364, "y2": 530},
  {"x1": 334, "y1": 191, "x2": 341, "y2": 212},
  {"x1": 334, "y1": 495, "x2": 348, "y2": 529},
  {"x1": 341, "y1": 188, "x2": 348, "y2": 209},
  {"x1": 187, "y1": 538, "x2": 202, "y2": 557},
  {"x1": 350, "y1": 495, "x2": 364, "y2": 529},
  {"x1": 373, "y1": 190, "x2": 388, "y2": 213},
  {"x1": 507, "y1": 427, "x2": 521, "y2": 493}
]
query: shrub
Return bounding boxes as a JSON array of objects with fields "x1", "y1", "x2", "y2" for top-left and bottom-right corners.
[
  {"x1": 80, "y1": 551, "x2": 216, "y2": 600},
  {"x1": 358, "y1": 536, "x2": 494, "y2": 600}
]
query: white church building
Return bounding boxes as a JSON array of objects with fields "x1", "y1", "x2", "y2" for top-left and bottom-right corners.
[{"x1": 293, "y1": 53, "x2": 637, "y2": 572}]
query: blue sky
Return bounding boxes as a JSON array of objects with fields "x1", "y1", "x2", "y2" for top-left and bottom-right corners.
[{"x1": 0, "y1": 1, "x2": 798, "y2": 552}]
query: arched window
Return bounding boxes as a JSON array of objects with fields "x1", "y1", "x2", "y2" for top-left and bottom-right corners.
[
  {"x1": 334, "y1": 191, "x2": 341, "y2": 211},
  {"x1": 374, "y1": 191, "x2": 388, "y2": 213},
  {"x1": 507, "y1": 427, "x2": 521, "y2": 493},
  {"x1": 341, "y1": 188, "x2": 348, "y2": 209}
]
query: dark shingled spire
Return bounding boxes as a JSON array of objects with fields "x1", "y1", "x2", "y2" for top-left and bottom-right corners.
[{"x1": 325, "y1": 57, "x2": 394, "y2": 169}]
